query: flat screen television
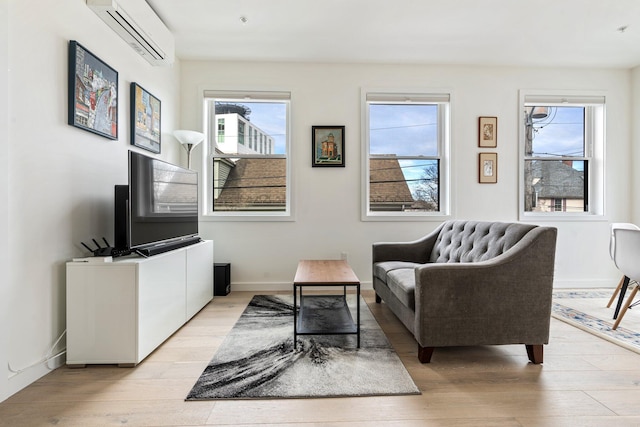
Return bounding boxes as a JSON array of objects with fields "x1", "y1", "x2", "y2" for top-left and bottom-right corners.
[{"x1": 115, "y1": 151, "x2": 200, "y2": 256}]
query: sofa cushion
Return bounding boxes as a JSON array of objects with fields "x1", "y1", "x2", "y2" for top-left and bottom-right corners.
[
  {"x1": 386, "y1": 268, "x2": 416, "y2": 310},
  {"x1": 374, "y1": 261, "x2": 421, "y2": 310},
  {"x1": 429, "y1": 220, "x2": 536, "y2": 263},
  {"x1": 373, "y1": 261, "x2": 422, "y2": 281}
]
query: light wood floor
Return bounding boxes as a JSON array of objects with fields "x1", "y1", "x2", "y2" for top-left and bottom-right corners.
[{"x1": 2, "y1": 290, "x2": 640, "y2": 426}]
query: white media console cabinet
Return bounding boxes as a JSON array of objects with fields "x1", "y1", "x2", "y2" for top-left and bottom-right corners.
[{"x1": 66, "y1": 240, "x2": 213, "y2": 367}]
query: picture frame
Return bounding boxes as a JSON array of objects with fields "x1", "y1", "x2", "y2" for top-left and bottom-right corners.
[
  {"x1": 478, "y1": 116, "x2": 497, "y2": 148},
  {"x1": 130, "y1": 82, "x2": 161, "y2": 154},
  {"x1": 312, "y1": 126, "x2": 345, "y2": 167},
  {"x1": 68, "y1": 40, "x2": 118, "y2": 140},
  {"x1": 479, "y1": 152, "x2": 498, "y2": 183}
]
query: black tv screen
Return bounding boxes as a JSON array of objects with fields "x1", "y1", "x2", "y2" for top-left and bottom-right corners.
[{"x1": 126, "y1": 151, "x2": 199, "y2": 253}]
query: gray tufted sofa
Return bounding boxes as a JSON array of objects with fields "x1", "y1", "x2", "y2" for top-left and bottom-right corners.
[{"x1": 372, "y1": 220, "x2": 557, "y2": 364}]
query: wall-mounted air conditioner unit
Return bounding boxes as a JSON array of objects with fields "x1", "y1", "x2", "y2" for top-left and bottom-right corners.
[{"x1": 87, "y1": 0, "x2": 175, "y2": 66}]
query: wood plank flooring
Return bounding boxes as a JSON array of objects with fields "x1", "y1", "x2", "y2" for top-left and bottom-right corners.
[{"x1": 2, "y1": 290, "x2": 640, "y2": 426}]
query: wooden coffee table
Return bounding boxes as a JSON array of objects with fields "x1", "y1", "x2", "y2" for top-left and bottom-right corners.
[{"x1": 292, "y1": 260, "x2": 360, "y2": 349}]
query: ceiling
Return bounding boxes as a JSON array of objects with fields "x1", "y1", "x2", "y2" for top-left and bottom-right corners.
[{"x1": 147, "y1": 0, "x2": 640, "y2": 69}]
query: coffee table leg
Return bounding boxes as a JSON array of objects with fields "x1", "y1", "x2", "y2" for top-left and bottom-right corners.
[
  {"x1": 357, "y1": 283, "x2": 360, "y2": 348},
  {"x1": 293, "y1": 283, "x2": 297, "y2": 350}
]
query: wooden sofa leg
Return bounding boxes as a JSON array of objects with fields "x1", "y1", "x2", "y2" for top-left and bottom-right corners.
[
  {"x1": 526, "y1": 344, "x2": 543, "y2": 364},
  {"x1": 418, "y1": 345, "x2": 434, "y2": 363},
  {"x1": 375, "y1": 293, "x2": 381, "y2": 304}
]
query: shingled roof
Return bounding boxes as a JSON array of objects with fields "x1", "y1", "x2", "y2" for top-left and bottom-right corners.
[
  {"x1": 369, "y1": 158, "x2": 415, "y2": 210},
  {"x1": 215, "y1": 158, "x2": 286, "y2": 210},
  {"x1": 215, "y1": 156, "x2": 417, "y2": 212},
  {"x1": 531, "y1": 160, "x2": 584, "y2": 199}
]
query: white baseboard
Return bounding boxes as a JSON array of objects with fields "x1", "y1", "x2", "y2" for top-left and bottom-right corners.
[
  {"x1": 7, "y1": 352, "x2": 65, "y2": 398},
  {"x1": 553, "y1": 278, "x2": 616, "y2": 289},
  {"x1": 230, "y1": 279, "x2": 612, "y2": 292}
]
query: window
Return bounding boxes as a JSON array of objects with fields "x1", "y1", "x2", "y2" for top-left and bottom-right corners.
[
  {"x1": 217, "y1": 118, "x2": 225, "y2": 143},
  {"x1": 203, "y1": 91, "x2": 291, "y2": 218},
  {"x1": 363, "y1": 91, "x2": 450, "y2": 219},
  {"x1": 553, "y1": 198, "x2": 563, "y2": 212},
  {"x1": 520, "y1": 92, "x2": 605, "y2": 217},
  {"x1": 238, "y1": 122, "x2": 245, "y2": 146}
]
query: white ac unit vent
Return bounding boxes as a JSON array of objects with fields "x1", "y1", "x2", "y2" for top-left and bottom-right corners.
[{"x1": 87, "y1": 0, "x2": 175, "y2": 66}]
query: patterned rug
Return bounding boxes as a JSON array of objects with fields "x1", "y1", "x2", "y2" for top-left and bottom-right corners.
[
  {"x1": 186, "y1": 294, "x2": 420, "y2": 400},
  {"x1": 552, "y1": 289, "x2": 640, "y2": 354}
]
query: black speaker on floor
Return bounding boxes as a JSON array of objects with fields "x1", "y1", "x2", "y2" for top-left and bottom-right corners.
[{"x1": 214, "y1": 263, "x2": 231, "y2": 296}]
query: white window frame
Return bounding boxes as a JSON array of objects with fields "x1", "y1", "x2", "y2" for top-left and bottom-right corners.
[
  {"x1": 361, "y1": 88, "x2": 451, "y2": 221},
  {"x1": 201, "y1": 90, "x2": 293, "y2": 221},
  {"x1": 518, "y1": 90, "x2": 605, "y2": 220}
]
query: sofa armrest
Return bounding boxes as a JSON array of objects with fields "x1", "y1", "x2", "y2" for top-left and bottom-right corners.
[
  {"x1": 413, "y1": 226, "x2": 557, "y2": 347},
  {"x1": 372, "y1": 224, "x2": 444, "y2": 264}
]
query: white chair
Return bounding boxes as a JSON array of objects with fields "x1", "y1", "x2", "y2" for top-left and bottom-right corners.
[
  {"x1": 611, "y1": 228, "x2": 640, "y2": 330},
  {"x1": 607, "y1": 223, "x2": 640, "y2": 318}
]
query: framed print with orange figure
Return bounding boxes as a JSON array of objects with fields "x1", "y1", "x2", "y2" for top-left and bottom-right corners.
[{"x1": 312, "y1": 126, "x2": 345, "y2": 167}]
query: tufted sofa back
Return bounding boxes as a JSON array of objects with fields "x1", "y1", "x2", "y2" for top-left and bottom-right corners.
[{"x1": 429, "y1": 220, "x2": 537, "y2": 263}]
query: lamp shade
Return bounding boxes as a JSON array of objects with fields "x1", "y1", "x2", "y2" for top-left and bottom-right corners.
[{"x1": 173, "y1": 130, "x2": 204, "y2": 147}]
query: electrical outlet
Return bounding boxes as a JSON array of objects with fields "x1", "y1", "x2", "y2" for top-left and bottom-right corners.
[{"x1": 340, "y1": 252, "x2": 348, "y2": 261}]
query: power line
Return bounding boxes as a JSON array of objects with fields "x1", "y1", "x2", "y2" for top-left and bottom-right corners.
[{"x1": 370, "y1": 123, "x2": 437, "y2": 131}]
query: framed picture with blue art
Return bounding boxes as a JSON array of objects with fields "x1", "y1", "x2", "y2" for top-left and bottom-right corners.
[
  {"x1": 130, "y1": 82, "x2": 161, "y2": 153},
  {"x1": 312, "y1": 125, "x2": 345, "y2": 167},
  {"x1": 68, "y1": 40, "x2": 118, "y2": 140}
]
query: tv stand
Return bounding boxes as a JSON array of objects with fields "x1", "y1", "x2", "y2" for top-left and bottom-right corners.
[
  {"x1": 66, "y1": 240, "x2": 213, "y2": 367},
  {"x1": 136, "y1": 236, "x2": 202, "y2": 257}
]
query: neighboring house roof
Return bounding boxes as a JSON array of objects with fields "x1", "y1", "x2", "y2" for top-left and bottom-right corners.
[
  {"x1": 215, "y1": 156, "x2": 416, "y2": 211},
  {"x1": 215, "y1": 158, "x2": 286, "y2": 209},
  {"x1": 531, "y1": 161, "x2": 584, "y2": 199},
  {"x1": 369, "y1": 158, "x2": 415, "y2": 209}
]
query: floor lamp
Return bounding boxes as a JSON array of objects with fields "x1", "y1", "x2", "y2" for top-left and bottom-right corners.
[{"x1": 173, "y1": 130, "x2": 204, "y2": 169}]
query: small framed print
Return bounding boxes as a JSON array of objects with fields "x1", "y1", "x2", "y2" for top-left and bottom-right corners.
[
  {"x1": 479, "y1": 152, "x2": 498, "y2": 183},
  {"x1": 131, "y1": 82, "x2": 161, "y2": 153},
  {"x1": 312, "y1": 126, "x2": 345, "y2": 167},
  {"x1": 478, "y1": 116, "x2": 497, "y2": 148}
]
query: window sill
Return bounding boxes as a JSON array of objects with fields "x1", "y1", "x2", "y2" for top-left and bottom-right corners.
[
  {"x1": 201, "y1": 212, "x2": 295, "y2": 222},
  {"x1": 361, "y1": 212, "x2": 452, "y2": 222},
  {"x1": 519, "y1": 212, "x2": 607, "y2": 223}
]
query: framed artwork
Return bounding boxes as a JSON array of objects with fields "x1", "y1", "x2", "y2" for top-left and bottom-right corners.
[
  {"x1": 130, "y1": 82, "x2": 161, "y2": 153},
  {"x1": 312, "y1": 126, "x2": 345, "y2": 167},
  {"x1": 478, "y1": 116, "x2": 497, "y2": 148},
  {"x1": 479, "y1": 152, "x2": 498, "y2": 183},
  {"x1": 68, "y1": 41, "x2": 118, "y2": 139}
]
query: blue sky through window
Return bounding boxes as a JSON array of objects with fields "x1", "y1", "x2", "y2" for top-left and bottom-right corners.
[
  {"x1": 227, "y1": 102, "x2": 287, "y2": 154},
  {"x1": 530, "y1": 106, "x2": 584, "y2": 157},
  {"x1": 369, "y1": 103, "x2": 439, "y2": 198},
  {"x1": 529, "y1": 106, "x2": 585, "y2": 172},
  {"x1": 369, "y1": 104, "x2": 438, "y2": 156}
]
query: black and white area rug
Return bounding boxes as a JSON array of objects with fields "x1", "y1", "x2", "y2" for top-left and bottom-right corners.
[{"x1": 186, "y1": 294, "x2": 420, "y2": 400}]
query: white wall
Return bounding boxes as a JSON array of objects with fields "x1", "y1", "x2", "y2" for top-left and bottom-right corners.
[
  {"x1": 2, "y1": 0, "x2": 636, "y2": 404},
  {"x1": 1, "y1": 0, "x2": 181, "y2": 401},
  {"x1": 0, "y1": 0, "x2": 10, "y2": 403},
  {"x1": 181, "y1": 61, "x2": 631, "y2": 290},
  {"x1": 632, "y1": 66, "x2": 640, "y2": 223}
]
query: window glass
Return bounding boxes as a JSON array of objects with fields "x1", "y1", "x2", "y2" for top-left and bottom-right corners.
[
  {"x1": 527, "y1": 106, "x2": 585, "y2": 157},
  {"x1": 365, "y1": 97, "x2": 448, "y2": 216},
  {"x1": 369, "y1": 104, "x2": 439, "y2": 156},
  {"x1": 521, "y1": 94, "x2": 603, "y2": 217},
  {"x1": 205, "y1": 95, "x2": 290, "y2": 216}
]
